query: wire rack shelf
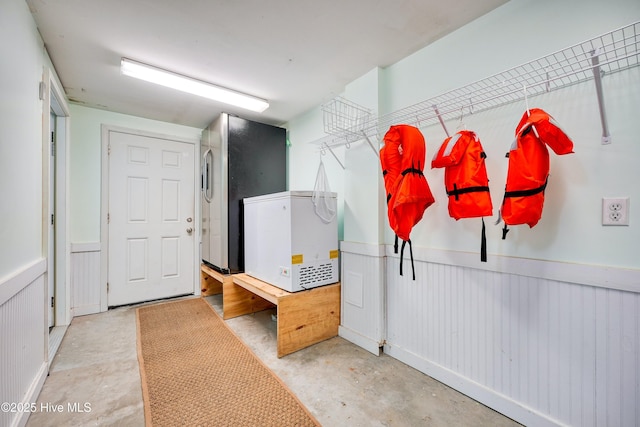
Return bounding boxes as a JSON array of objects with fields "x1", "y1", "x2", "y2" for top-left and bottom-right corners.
[
  {"x1": 322, "y1": 96, "x2": 373, "y2": 138},
  {"x1": 312, "y1": 20, "x2": 639, "y2": 155}
]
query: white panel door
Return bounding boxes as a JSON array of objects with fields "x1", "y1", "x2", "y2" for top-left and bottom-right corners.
[{"x1": 108, "y1": 131, "x2": 195, "y2": 306}]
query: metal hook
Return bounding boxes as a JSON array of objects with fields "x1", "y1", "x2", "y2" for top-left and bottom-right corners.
[
  {"x1": 361, "y1": 130, "x2": 380, "y2": 158},
  {"x1": 545, "y1": 71, "x2": 550, "y2": 92},
  {"x1": 457, "y1": 106, "x2": 465, "y2": 130},
  {"x1": 523, "y1": 84, "x2": 539, "y2": 138},
  {"x1": 433, "y1": 105, "x2": 450, "y2": 137},
  {"x1": 322, "y1": 142, "x2": 345, "y2": 170}
]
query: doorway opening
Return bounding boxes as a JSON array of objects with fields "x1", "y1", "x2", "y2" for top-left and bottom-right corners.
[{"x1": 45, "y1": 73, "x2": 70, "y2": 366}]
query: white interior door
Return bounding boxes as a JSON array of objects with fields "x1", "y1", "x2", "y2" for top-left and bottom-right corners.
[{"x1": 108, "y1": 131, "x2": 195, "y2": 306}]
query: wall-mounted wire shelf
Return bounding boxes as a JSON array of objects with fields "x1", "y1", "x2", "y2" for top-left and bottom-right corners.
[
  {"x1": 317, "y1": 97, "x2": 378, "y2": 168},
  {"x1": 312, "y1": 20, "x2": 640, "y2": 160},
  {"x1": 322, "y1": 96, "x2": 373, "y2": 139}
]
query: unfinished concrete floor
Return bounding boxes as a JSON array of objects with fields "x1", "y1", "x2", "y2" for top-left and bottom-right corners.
[{"x1": 27, "y1": 295, "x2": 522, "y2": 426}]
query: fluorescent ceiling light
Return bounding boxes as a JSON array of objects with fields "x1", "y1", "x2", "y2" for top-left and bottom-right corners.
[{"x1": 120, "y1": 58, "x2": 269, "y2": 113}]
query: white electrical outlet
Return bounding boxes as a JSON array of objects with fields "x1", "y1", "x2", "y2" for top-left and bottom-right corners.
[{"x1": 602, "y1": 197, "x2": 630, "y2": 226}]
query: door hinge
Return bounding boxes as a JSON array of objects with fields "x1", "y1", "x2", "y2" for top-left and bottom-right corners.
[
  {"x1": 51, "y1": 132, "x2": 56, "y2": 156},
  {"x1": 107, "y1": 213, "x2": 110, "y2": 224},
  {"x1": 50, "y1": 296, "x2": 54, "y2": 308},
  {"x1": 107, "y1": 282, "x2": 109, "y2": 293},
  {"x1": 51, "y1": 214, "x2": 55, "y2": 226},
  {"x1": 108, "y1": 143, "x2": 111, "y2": 155},
  {"x1": 39, "y1": 81, "x2": 46, "y2": 100}
]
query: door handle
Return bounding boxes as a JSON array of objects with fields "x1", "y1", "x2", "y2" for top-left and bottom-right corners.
[
  {"x1": 202, "y1": 149, "x2": 213, "y2": 203},
  {"x1": 186, "y1": 227, "x2": 193, "y2": 234}
]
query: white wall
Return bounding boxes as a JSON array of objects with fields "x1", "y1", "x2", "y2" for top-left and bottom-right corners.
[
  {"x1": 0, "y1": 0, "x2": 46, "y2": 279},
  {"x1": 0, "y1": 1, "x2": 50, "y2": 426},
  {"x1": 286, "y1": 107, "x2": 347, "y2": 240},
  {"x1": 381, "y1": 0, "x2": 640, "y2": 115},
  {"x1": 379, "y1": 0, "x2": 640, "y2": 270},
  {"x1": 286, "y1": 68, "x2": 383, "y2": 242}
]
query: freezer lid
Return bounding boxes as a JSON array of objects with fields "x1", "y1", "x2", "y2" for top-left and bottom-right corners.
[{"x1": 243, "y1": 190, "x2": 337, "y2": 204}]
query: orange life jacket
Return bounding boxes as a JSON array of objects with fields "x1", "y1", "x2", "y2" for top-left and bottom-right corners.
[
  {"x1": 501, "y1": 108, "x2": 574, "y2": 238},
  {"x1": 380, "y1": 125, "x2": 435, "y2": 279},
  {"x1": 432, "y1": 130, "x2": 492, "y2": 261},
  {"x1": 431, "y1": 130, "x2": 492, "y2": 219}
]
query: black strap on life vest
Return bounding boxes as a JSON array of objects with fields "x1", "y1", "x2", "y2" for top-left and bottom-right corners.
[
  {"x1": 399, "y1": 239, "x2": 416, "y2": 280},
  {"x1": 392, "y1": 161, "x2": 422, "y2": 262},
  {"x1": 501, "y1": 177, "x2": 549, "y2": 239},
  {"x1": 502, "y1": 223, "x2": 510, "y2": 240},
  {"x1": 447, "y1": 184, "x2": 490, "y2": 201},
  {"x1": 384, "y1": 161, "x2": 422, "y2": 277},
  {"x1": 386, "y1": 193, "x2": 400, "y2": 254},
  {"x1": 401, "y1": 160, "x2": 423, "y2": 177},
  {"x1": 481, "y1": 218, "x2": 487, "y2": 262},
  {"x1": 401, "y1": 167, "x2": 424, "y2": 176},
  {"x1": 447, "y1": 148, "x2": 489, "y2": 201},
  {"x1": 445, "y1": 185, "x2": 490, "y2": 262},
  {"x1": 503, "y1": 181, "x2": 547, "y2": 198}
]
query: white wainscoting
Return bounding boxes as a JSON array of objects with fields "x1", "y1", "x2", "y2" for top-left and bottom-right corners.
[
  {"x1": 384, "y1": 246, "x2": 640, "y2": 427},
  {"x1": 0, "y1": 259, "x2": 48, "y2": 427},
  {"x1": 70, "y1": 243, "x2": 101, "y2": 316},
  {"x1": 339, "y1": 242, "x2": 386, "y2": 355}
]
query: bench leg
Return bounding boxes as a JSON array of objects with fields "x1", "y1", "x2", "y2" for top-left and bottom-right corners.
[
  {"x1": 200, "y1": 269, "x2": 223, "y2": 296},
  {"x1": 222, "y1": 281, "x2": 275, "y2": 320},
  {"x1": 276, "y1": 284, "x2": 340, "y2": 357}
]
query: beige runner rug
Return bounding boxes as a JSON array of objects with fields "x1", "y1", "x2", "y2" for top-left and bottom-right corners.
[{"x1": 136, "y1": 297, "x2": 320, "y2": 427}]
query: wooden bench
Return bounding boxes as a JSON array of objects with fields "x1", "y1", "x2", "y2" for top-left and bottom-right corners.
[
  {"x1": 200, "y1": 264, "x2": 232, "y2": 296},
  {"x1": 224, "y1": 273, "x2": 340, "y2": 358}
]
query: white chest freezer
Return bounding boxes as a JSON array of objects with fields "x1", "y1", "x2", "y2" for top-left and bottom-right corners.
[{"x1": 243, "y1": 191, "x2": 339, "y2": 292}]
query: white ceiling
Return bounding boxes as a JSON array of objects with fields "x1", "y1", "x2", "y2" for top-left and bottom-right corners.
[{"x1": 26, "y1": 0, "x2": 507, "y2": 129}]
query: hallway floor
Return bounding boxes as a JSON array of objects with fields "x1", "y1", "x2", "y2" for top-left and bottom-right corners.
[{"x1": 27, "y1": 295, "x2": 521, "y2": 426}]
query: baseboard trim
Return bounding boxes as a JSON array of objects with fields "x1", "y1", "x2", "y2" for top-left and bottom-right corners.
[
  {"x1": 383, "y1": 342, "x2": 566, "y2": 427},
  {"x1": 13, "y1": 361, "x2": 48, "y2": 427}
]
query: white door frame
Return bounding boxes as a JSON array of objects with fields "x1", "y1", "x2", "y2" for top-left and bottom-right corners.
[
  {"x1": 100, "y1": 125, "x2": 201, "y2": 311},
  {"x1": 41, "y1": 67, "x2": 71, "y2": 329},
  {"x1": 40, "y1": 66, "x2": 71, "y2": 370}
]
